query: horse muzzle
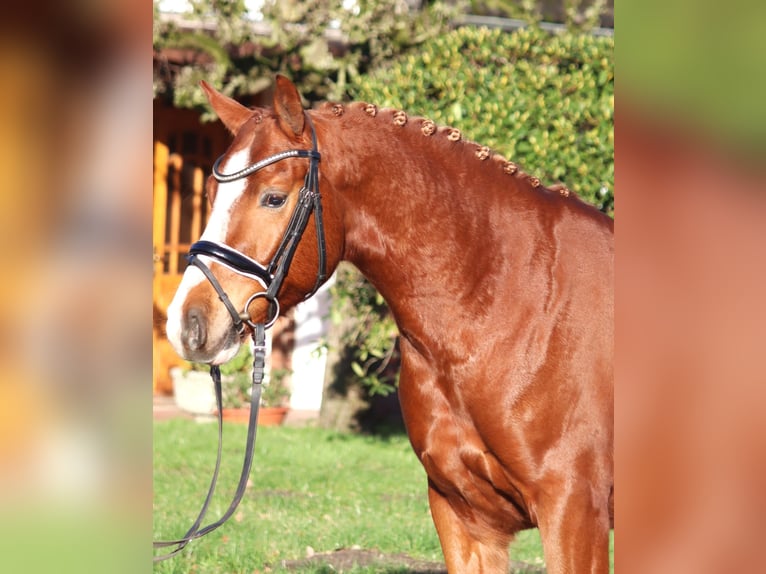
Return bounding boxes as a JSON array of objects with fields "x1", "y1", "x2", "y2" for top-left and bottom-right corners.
[
  {"x1": 174, "y1": 315, "x2": 240, "y2": 365},
  {"x1": 182, "y1": 306, "x2": 207, "y2": 353},
  {"x1": 166, "y1": 279, "x2": 242, "y2": 365}
]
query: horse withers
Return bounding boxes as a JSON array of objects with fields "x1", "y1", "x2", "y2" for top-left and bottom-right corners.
[{"x1": 166, "y1": 75, "x2": 614, "y2": 573}]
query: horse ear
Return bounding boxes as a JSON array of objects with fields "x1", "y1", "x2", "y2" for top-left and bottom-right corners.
[
  {"x1": 200, "y1": 81, "x2": 252, "y2": 135},
  {"x1": 273, "y1": 74, "x2": 305, "y2": 138}
]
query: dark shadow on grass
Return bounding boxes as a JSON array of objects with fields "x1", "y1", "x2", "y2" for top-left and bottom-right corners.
[
  {"x1": 291, "y1": 565, "x2": 544, "y2": 574},
  {"x1": 278, "y1": 549, "x2": 545, "y2": 573},
  {"x1": 357, "y1": 389, "x2": 407, "y2": 438}
]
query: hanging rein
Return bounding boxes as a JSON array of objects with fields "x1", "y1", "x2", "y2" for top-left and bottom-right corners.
[{"x1": 153, "y1": 113, "x2": 324, "y2": 561}]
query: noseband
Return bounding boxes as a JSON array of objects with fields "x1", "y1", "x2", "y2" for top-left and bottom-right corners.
[
  {"x1": 153, "y1": 113, "x2": 325, "y2": 561},
  {"x1": 186, "y1": 113, "x2": 325, "y2": 332}
]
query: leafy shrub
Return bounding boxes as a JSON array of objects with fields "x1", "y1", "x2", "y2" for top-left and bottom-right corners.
[
  {"x1": 153, "y1": 0, "x2": 458, "y2": 113},
  {"x1": 328, "y1": 263, "x2": 400, "y2": 397}
]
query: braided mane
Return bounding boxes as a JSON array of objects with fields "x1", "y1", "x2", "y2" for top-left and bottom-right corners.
[{"x1": 315, "y1": 101, "x2": 572, "y2": 199}]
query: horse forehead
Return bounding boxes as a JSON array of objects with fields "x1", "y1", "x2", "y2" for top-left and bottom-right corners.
[
  {"x1": 221, "y1": 129, "x2": 255, "y2": 168},
  {"x1": 221, "y1": 142, "x2": 251, "y2": 170},
  {"x1": 201, "y1": 145, "x2": 252, "y2": 243}
]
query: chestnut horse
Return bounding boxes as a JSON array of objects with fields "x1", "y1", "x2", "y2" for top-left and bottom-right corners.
[{"x1": 166, "y1": 75, "x2": 613, "y2": 573}]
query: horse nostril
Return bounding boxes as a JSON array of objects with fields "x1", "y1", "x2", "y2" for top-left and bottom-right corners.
[{"x1": 183, "y1": 307, "x2": 207, "y2": 352}]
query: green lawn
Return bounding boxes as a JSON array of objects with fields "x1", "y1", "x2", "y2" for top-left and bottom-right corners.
[{"x1": 154, "y1": 420, "x2": 611, "y2": 573}]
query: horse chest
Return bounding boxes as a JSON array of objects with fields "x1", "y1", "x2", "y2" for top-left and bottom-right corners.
[
  {"x1": 399, "y1": 376, "x2": 533, "y2": 532},
  {"x1": 416, "y1": 423, "x2": 533, "y2": 533}
]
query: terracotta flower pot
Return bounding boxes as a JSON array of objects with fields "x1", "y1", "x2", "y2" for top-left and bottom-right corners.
[
  {"x1": 220, "y1": 406, "x2": 289, "y2": 426},
  {"x1": 220, "y1": 407, "x2": 251, "y2": 424},
  {"x1": 257, "y1": 406, "x2": 289, "y2": 426}
]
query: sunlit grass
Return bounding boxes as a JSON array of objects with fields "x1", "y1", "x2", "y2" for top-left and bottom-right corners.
[
  {"x1": 154, "y1": 420, "x2": 613, "y2": 573},
  {"x1": 154, "y1": 421, "x2": 441, "y2": 573}
]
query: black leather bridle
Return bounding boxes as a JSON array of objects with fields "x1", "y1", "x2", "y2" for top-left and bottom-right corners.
[
  {"x1": 188, "y1": 112, "x2": 326, "y2": 333},
  {"x1": 153, "y1": 112, "x2": 325, "y2": 561}
]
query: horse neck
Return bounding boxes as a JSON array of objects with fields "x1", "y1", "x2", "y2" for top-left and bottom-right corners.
[{"x1": 315, "y1": 104, "x2": 551, "y2": 347}]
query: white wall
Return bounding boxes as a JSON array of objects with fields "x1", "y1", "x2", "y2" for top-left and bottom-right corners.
[{"x1": 288, "y1": 275, "x2": 335, "y2": 412}]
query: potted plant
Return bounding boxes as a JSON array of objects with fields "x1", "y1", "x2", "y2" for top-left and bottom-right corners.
[
  {"x1": 258, "y1": 368, "x2": 292, "y2": 426},
  {"x1": 170, "y1": 345, "x2": 291, "y2": 426},
  {"x1": 216, "y1": 344, "x2": 256, "y2": 423},
  {"x1": 170, "y1": 363, "x2": 218, "y2": 419}
]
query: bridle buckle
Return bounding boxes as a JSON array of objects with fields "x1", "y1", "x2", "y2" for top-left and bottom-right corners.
[{"x1": 241, "y1": 292, "x2": 280, "y2": 330}]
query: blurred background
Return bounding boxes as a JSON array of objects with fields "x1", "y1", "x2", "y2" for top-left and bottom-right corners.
[{"x1": 0, "y1": 2, "x2": 150, "y2": 572}]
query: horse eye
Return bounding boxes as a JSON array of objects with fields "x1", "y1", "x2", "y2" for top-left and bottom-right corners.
[{"x1": 260, "y1": 192, "x2": 287, "y2": 209}]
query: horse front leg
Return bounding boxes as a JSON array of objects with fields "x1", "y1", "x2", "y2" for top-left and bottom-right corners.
[
  {"x1": 427, "y1": 481, "x2": 510, "y2": 573},
  {"x1": 535, "y1": 482, "x2": 612, "y2": 574}
]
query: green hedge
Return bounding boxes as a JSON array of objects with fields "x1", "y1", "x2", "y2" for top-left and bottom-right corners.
[{"x1": 351, "y1": 25, "x2": 614, "y2": 214}]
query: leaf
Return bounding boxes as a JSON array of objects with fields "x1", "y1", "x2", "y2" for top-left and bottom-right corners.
[
  {"x1": 351, "y1": 362, "x2": 365, "y2": 378},
  {"x1": 299, "y1": 38, "x2": 337, "y2": 72},
  {"x1": 451, "y1": 102, "x2": 463, "y2": 121}
]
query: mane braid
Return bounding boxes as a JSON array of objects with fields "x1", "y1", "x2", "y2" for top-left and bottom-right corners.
[{"x1": 318, "y1": 101, "x2": 573, "y2": 199}]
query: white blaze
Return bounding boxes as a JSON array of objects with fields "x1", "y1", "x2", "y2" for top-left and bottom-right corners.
[{"x1": 166, "y1": 146, "x2": 252, "y2": 356}]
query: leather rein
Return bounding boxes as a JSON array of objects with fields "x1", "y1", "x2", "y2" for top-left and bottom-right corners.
[{"x1": 153, "y1": 113, "x2": 325, "y2": 561}]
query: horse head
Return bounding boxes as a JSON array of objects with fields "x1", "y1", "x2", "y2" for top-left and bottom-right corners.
[{"x1": 166, "y1": 76, "x2": 343, "y2": 364}]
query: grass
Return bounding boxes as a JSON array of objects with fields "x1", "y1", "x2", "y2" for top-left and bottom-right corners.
[{"x1": 154, "y1": 420, "x2": 612, "y2": 573}]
